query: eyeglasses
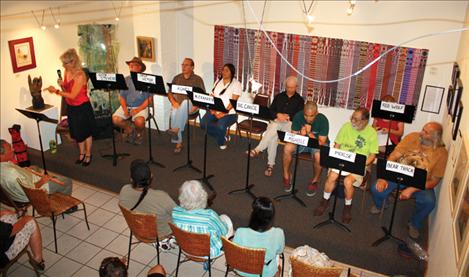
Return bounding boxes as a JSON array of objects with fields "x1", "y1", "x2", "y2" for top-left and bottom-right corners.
[{"x1": 350, "y1": 116, "x2": 364, "y2": 122}]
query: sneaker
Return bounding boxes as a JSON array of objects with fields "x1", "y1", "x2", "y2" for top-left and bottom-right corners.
[
  {"x1": 369, "y1": 205, "x2": 381, "y2": 215},
  {"x1": 408, "y1": 223, "x2": 420, "y2": 239},
  {"x1": 219, "y1": 144, "x2": 227, "y2": 150},
  {"x1": 134, "y1": 133, "x2": 143, "y2": 145},
  {"x1": 342, "y1": 204, "x2": 352, "y2": 223},
  {"x1": 306, "y1": 180, "x2": 318, "y2": 197},
  {"x1": 203, "y1": 261, "x2": 209, "y2": 271},
  {"x1": 225, "y1": 135, "x2": 231, "y2": 142},
  {"x1": 313, "y1": 198, "x2": 330, "y2": 216},
  {"x1": 283, "y1": 177, "x2": 292, "y2": 192}
]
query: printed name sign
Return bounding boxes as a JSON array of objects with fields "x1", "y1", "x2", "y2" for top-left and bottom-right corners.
[
  {"x1": 329, "y1": 148, "x2": 356, "y2": 163},
  {"x1": 385, "y1": 161, "x2": 415, "y2": 177},
  {"x1": 96, "y1": 73, "x2": 116, "y2": 82},
  {"x1": 193, "y1": 92, "x2": 214, "y2": 104},
  {"x1": 380, "y1": 101, "x2": 405, "y2": 114},
  {"x1": 236, "y1": 101, "x2": 259, "y2": 114},
  {"x1": 172, "y1": 84, "x2": 192, "y2": 95},
  {"x1": 284, "y1": 132, "x2": 309, "y2": 146},
  {"x1": 137, "y1": 73, "x2": 156, "y2": 85}
]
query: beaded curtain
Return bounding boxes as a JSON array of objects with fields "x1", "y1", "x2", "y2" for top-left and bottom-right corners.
[{"x1": 213, "y1": 25, "x2": 428, "y2": 110}]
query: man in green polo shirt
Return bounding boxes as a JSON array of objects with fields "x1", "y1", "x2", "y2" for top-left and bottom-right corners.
[
  {"x1": 282, "y1": 101, "x2": 329, "y2": 196},
  {"x1": 313, "y1": 107, "x2": 378, "y2": 223}
]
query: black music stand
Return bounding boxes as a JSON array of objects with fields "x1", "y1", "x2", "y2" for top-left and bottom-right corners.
[
  {"x1": 169, "y1": 83, "x2": 204, "y2": 174},
  {"x1": 371, "y1": 100, "x2": 415, "y2": 157},
  {"x1": 186, "y1": 91, "x2": 228, "y2": 191},
  {"x1": 16, "y1": 108, "x2": 58, "y2": 175},
  {"x1": 131, "y1": 72, "x2": 166, "y2": 168},
  {"x1": 274, "y1": 131, "x2": 319, "y2": 207},
  {"x1": 228, "y1": 99, "x2": 273, "y2": 199},
  {"x1": 89, "y1": 72, "x2": 129, "y2": 166},
  {"x1": 313, "y1": 146, "x2": 366, "y2": 232},
  {"x1": 372, "y1": 158, "x2": 427, "y2": 247}
]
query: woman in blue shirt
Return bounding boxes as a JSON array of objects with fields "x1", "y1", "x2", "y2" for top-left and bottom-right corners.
[{"x1": 233, "y1": 197, "x2": 285, "y2": 277}]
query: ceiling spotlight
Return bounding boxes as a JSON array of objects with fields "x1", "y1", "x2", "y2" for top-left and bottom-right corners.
[
  {"x1": 115, "y1": 17, "x2": 120, "y2": 21},
  {"x1": 350, "y1": 0, "x2": 357, "y2": 5},
  {"x1": 54, "y1": 23, "x2": 60, "y2": 29},
  {"x1": 41, "y1": 25, "x2": 46, "y2": 31},
  {"x1": 346, "y1": 6, "x2": 354, "y2": 15},
  {"x1": 307, "y1": 14, "x2": 315, "y2": 24}
]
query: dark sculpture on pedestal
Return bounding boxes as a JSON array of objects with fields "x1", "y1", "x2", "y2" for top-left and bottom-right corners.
[{"x1": 28, "y1": 75, "x2": 45, "y2": 110}]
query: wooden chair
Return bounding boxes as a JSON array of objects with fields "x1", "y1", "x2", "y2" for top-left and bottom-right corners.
[
  {"x1": 18, "y1": 178, "x2": 90, "y2": 253},
  {"x1": 236, "y1": 94, "x2": 270, "y2": 142},
  {"x1": 290, "y1": 256, "x2": 356, "y2": 277},
  {"x1": 119, "y1": 204, "x2": 161, "y2": 269},
  {"x1": 0, "y1": 185, "x2": 30, "y2": 217},
  {"x1": 169, "y1": 222, "x2": 218, "y2": 277},
  {"x1": 221, "y1": 236, "x2": 266, "y2": 277},
  {"x1": 0, "y1": 248, "x2": 39, "y2": 277}
]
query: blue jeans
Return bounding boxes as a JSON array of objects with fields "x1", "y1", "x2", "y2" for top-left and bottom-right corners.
[
  {"x1": 170, "y1": 100, "x2": 193, "y2": 144},
  {"x1": 200, "y1": 113, "x2": 237, "y2": 146},
  {"x1": 370, "y1": 180, "x2": 435, "y2": 230}
]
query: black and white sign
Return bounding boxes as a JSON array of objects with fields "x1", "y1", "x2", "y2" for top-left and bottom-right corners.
[{"x1": 96, "y1": 73, "x2": 116, "y2": 82}]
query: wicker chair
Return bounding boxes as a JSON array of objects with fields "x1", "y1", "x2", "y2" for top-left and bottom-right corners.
[
  {"x1": 221, "y1": 236, "x2": 266, "y2": 277},
  {"x1": 290, "y1": 256, "x2": 356, "y2": 277},
  {"x1": 0, "y1": 248, "x2": 39, "y2": 277},
  {"x1": 235, "y1": 94, "x2": 270, "y2": 142},
  {"x1": 119, "y1": 204, "x2": 161, "y2": 269},
  {"x1": 0, "y1": 185, "x2": 30, "y2": 217},
  {"x1": 17, "y1": 178, "x2": 90, "y2": 253},
  {"x1": 169, "y1": 222, "x2": 219, "y2": 277}
]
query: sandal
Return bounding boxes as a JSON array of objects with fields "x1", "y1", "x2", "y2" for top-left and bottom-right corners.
[
  {"x1": 245, "y1": 149, "x2": 260, "y2": 158},
  {"x1": 264, "y1": 165, "x2": 273, "y2": 177},
  {"x1": 29, "y1": 258, "x2": 46, "y2": 272},
  {"x1": 174, "y1": 144, "x2": 183, "y2": 153}
]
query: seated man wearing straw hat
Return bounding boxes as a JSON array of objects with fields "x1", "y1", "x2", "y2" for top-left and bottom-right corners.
[{"x1": 112, "y1": 57, "x2": 151, "y2": 145}]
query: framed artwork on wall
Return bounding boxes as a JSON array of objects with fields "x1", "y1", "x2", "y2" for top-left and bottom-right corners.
[
  {"x1": 421, "y1": 85, "x2": 444, "y2": 114},
  {"x1": 8, "y1": 37, "x2": 37, "y2": 73},
  {"x1": 452, "y1": 79, "x2": 464, "y2": 123},
  {"x1": 452, "y1": 62, "x2": 461, "y2": 89},
  {"x1": 136, "y1": 36, "x2": 155, "y2": 62},
  {"x1": 447, "y1": 85, "x2": 454, "y2": 115},
  {"x1": 453, "y1": 158, "x2": 469, "y2": 265},
  {"x1": 451, "y1": 138, "x2": 468, "y2": 214},
  {"x1": 453, "y1": 101, "x2": 463, "y2": 141}
]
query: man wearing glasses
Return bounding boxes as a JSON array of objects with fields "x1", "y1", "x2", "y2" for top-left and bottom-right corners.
[
  {"x1": 313, "y1": 108, "x2": 378, "y2": 223},
  {"x1": 167, "y1": 58, "x2": 206, "y2": 153}
]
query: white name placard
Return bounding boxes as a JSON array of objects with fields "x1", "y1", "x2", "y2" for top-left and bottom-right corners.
[
  {"x1": 236, "y1": 101, "x2": 259, "y2": 114},
  {"x1": 193, "y1": 92, "x2": 214, "y2": 105},
  {"x1": 385, "y1": 161, "x2": 415, "y2": 177},
  {"x1": 96, "y1": 73, "x2": 116, "y2": 82},
  {"x1": 172, "y1": 84, "x2": 192, "y2": 95},
  {"x1": 284, "y1": 132, "x2": 309, "y2": 147},
  {"x1": 137, "y1": 73, "x2": 156, "y2": 85},
  {"x1": 329, "y1": 148, "x2": 356, "y2": 163},
  {"x1": 380, "y1": 101, "x2": 405, "y2": 114}
]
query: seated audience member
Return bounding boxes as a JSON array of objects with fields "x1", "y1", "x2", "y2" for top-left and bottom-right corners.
[
  {"x1": 248, "y1": 76, "x2": 304, "y2": 177},
  {"x1": 233, "y1": 197, "x2": 285, "y2": 277},
  {"x1": 99, "y1": 257, "x2": 127, "y2": 277},
  {"x1": 200, "y1": 63, "x2": 241, "y2": 150},
  {"x1": 167, "y1": 58, "x2": 206, "y2": 153},
  {"x1": 282, "y1": 102, "x2": 329, "y2": 196},
  {"x1": 172, "y1": 180, "x2": 234, "y2": 257},
  {"x1": 370, "y1": 122, "x2": 448, "y2": 239},
  {"x1": 112, "y1": 57, "x2": 151, "y2": 145},
  {"x1": 0, "y1": 140, "x2": 72, "y2": 203},
  {"x1": 313, "y1": 108, "x2": 378, "y2": 223},
  {"x1": 119, "y1": 159, "x2": 176, "y2": 239},
  {"x1": 372, "y1": 95, "x2": 404, "y2": 156},
  {"x1": 0, "y1": 210, "x2": 44, "y2": 272}
]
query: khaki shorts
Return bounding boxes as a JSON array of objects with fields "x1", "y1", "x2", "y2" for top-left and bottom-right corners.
[
  {"x1": 113, "y1": 106, "x2": 148, "y2": 121},
  {"x1": 330, "y1": 168, "x2": 364, "y2": 187}
]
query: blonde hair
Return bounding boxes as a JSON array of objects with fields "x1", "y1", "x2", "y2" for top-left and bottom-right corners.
[{"x1": 60, "y1": 48, "x2": 82, "y2": 71}]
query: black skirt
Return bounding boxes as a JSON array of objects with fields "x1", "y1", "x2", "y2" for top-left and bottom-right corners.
[{"x1": 67, "y1": 101, "x2": 96, "y2": 143}]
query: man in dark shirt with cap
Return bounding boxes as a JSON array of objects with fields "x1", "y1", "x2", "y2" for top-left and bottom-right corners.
[{"x1": 247, "y1": 76, "x2": 304, "y2": 177}]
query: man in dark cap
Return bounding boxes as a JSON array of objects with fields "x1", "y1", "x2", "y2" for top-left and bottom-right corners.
[{"x1": 112, "y1": 57, "x2": 151, "y2": 145}]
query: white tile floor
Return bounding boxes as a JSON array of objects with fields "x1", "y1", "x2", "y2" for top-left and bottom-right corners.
[{"x1": 2, "y1": 180, "x2": 387, "y2": 277}]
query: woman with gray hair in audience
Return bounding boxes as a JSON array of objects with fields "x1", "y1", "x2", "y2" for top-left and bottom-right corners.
[{"x1": 172, "y1": 180, "x2": 233, "y2": 258}]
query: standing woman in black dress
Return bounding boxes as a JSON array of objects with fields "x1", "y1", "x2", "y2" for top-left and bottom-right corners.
[{"x1": 44, "y1": 48, "x2": 96, "y2": 166}]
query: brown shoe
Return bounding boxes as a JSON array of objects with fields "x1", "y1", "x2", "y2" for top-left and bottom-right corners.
[
  {"x1": 342, "y1": 204, "x2": 352, "y2": 223},
  {"x1": 313, "y1": 198, "x2": 330, "y2": 216}
]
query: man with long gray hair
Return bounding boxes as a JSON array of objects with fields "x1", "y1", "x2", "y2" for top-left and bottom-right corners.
[{"x1": 370, "y1": 122, "x2": 448, "y2": 239}]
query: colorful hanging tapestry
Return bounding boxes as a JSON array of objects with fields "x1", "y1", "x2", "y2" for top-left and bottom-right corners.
[{"x1": 213, "y1": 25, "x2": 428, "y2": 110}]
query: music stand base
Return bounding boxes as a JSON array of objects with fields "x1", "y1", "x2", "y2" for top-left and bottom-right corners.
[
  {"x1": 274, "y1": 190, "x2": 307, "y2": 207},
  {"x1": 173, "y1": 160, "x2": 201, "y2": 173},
  {"x1": 313, "y1": 212, "x2": 351, "y2": 233},
  {"x1": 197, "y1": 174, "x2": 215, "y2": 191},
  {"x1": 102, "y1": 152, "x2": 130, "y2": 166},
  {"x1": 147, "y1": 158, "x2": 166, "y2": 168},
  {"x1": 229, "y1": 184, "x2": 256, "y2": 199},
  {"x1": 372, "y1": 226, "x2": 405, "y2": 247}
]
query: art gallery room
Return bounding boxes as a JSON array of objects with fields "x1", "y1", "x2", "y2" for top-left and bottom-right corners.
[{"x1": 1, "y1": 0, "x2": 469, "y2": 276}]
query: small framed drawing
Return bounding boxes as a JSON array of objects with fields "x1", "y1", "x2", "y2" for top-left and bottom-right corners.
[
  {"x1": 453, "y1": 101, "x2": 463, "y2": 141},
  {"x1": 8, "y1": 37, "x2": 37, "y2": 73},
  {"x1": 421, "y1": 85, "x2": 444, "y2": 114},
  {"x1": 136, "y1": 36, "x2": 155, "y2": 62},
  {"x1": 453, "y1": 166, "x2": 469, "y2": 266},
  {"x1": 447, "y1": 85, "x2": 454, "y2": 115},
  {"x1": 452, "y1": 79, "x2": 464, "y2": 123},
  {"x1": 451, "y1": 138, "x2": 468, "y2": 214},
  {"x1": 452, "y1": 62, "x2": 460, "y2": 89}
]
